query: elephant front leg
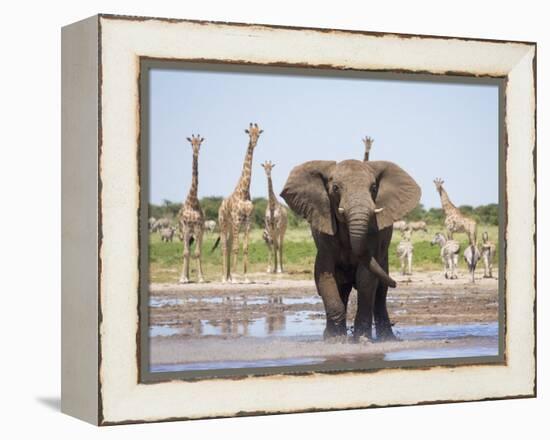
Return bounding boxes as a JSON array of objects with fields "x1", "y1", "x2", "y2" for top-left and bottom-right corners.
[
  {"x1": 374, "y1": 281, "x2": 396, "y2": 340},
  {"x1": 314, "y1": 257, "x2": 347, "y2": 339},
  {"x1": 354, "y1": 264, "x2": 378, "y2": 341}
]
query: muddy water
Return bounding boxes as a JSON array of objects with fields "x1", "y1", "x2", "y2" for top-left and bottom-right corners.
[{"x1": 149, "y1": 287, "x2": 499, "y2": 372}]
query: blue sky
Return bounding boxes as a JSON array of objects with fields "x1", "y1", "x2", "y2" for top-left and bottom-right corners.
[{"x1": 148, "y1": 67, "x2": 499, "y2": 209}]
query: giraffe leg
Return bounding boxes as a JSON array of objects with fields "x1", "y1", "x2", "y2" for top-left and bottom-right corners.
[
  {"x1": 230, "y1": 221, "x2": 241, "y2": 283},
  {"x1": 220, "y1": 233, "x2": 227, "y2": 283},
  {"x1": 272, "y1": 234, "x2": 279, "y2": 275},
  {"x1": 277, "y1": 229, "x2": 285, "y2": 273},
  {"x1": 408, "y1": 252, "x2": 413, "y2": 275},
  {"x1": 266, "y1": 237, "x2": 273, "y2": 273},
  {"x1": 219, "y1": 217, "x2": 231, "y2": 283},
  {"x1": 194, "y1": 227, "x2": 205, "y2": 283},
  {"x1": 179, "y1": 228, "x2": 191, "y2": 284},
  {"x1": 242, "y1": 221, "x2": 252, "y2": 283}
]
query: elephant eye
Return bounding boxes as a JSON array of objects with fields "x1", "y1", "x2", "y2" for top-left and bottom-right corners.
[
  {"x1": 370, "y1": 183, "x2": 378, "y2": 197},
  {"x1": 332, "y1": 184, "x2": 339, "y2": 193}
]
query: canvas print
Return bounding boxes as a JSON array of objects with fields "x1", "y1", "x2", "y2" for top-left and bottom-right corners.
[{"x1": 142, "y1": 63, "x2": 502, "y2": 377}]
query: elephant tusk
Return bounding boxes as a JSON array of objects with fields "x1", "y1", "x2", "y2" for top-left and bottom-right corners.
[
  {"x1": 374, "y1": 207, "x2": 384, "y2": 214},
  {"x1": 338, "y1": 207, "x2": 345, "y2": 214}
]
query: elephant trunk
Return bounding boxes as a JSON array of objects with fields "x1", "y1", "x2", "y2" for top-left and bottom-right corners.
[
  {"x1": 347, "y1": 207, "x2": 371, "y2": 257},
  {"x1": 368, "y1": 257, "x2": 397, "y2": 288},
  {"x1": 347, "y1": 205, "x2": 397, "y2": 288}
]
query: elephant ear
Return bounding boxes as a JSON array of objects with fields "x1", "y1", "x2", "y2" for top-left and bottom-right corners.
[
  {"x1": 280, "y1": 160, "x2": 337, "y2": 235},
  {"x1": 366, "y1": 161, "x2": 422, "y2": 230}
]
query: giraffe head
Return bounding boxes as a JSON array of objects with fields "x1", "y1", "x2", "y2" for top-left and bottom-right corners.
[
  {"x1": 245, "y1": 123, "x2": 263, "y2": 146},
  {"x1": 362, "y1": 136, "x2": 374, "y2": 153},
  {"x1": 261, "y1": 160, "x2": 275, "y2": 177},
  {"x1": 433, "y1": 178, "x2": 445, "y2": 193},
  {"x1": 186, "y1": 134, "x2": 204, "y2": 154}
]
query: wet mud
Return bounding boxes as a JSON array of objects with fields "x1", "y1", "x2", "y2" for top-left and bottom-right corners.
[{"x1": 148, "y1": 271, "x2": 499, "y2": 372}]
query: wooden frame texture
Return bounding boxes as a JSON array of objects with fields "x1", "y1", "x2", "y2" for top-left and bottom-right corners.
[{"x1": 61, "y1": 14, "x2": 536, "y2": 425}]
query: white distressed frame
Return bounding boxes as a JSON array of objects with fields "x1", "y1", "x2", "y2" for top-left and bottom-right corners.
[{"x1": 64, "y1": 14, "x2": 536, "y2": 425}]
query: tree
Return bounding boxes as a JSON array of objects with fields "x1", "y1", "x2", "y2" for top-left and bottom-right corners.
[
  {"x1": 200, "y1": 196, "x2": 223, "y2": 221},
  {"x1": 404, "y1": 203, "x2": 426, "y2": 221}
]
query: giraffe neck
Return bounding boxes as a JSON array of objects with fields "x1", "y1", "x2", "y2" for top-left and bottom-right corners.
[
  {"x1": 267, "y1": 175, "x2": 277, "y2": 211},
  {"x1": 363, "y1": 151, "x2": 370, "y2": 162},
  {"x1": 439, "y1": 188, "x2": 457, "y2": 213},
  {"x1": 185, "y1": 152, "x2": 199, "y2": 206},
  {"x1": 234, "y1": 139, "x2": 255, "y2": 199}
]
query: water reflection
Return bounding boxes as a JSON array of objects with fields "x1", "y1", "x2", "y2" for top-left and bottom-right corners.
[
  {"x1": 149, "y1": 294, "x2": 322, "y2": 308},
  {"x1": 266, "y1": 314, "x2": 286, "y2": 334},
  {"x1": 150, "y1": 316, "x2": 498, "y2": 343}
]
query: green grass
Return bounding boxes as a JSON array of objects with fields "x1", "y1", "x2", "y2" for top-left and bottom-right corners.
[
  {"x1": 149, "y1": 224, "x2": 499, "y2": 283},
  {"x1": 149, "y1": 228, "x2": 316, "y2": 283}
]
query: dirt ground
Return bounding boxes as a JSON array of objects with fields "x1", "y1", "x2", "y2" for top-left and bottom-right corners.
[{"x1": 148, "y1": 271, "x2": 499, "y2": 369}]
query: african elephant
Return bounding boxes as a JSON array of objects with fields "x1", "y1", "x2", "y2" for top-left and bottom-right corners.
[{"x1": 281, "y1": 159, "x2": 421, "y2": 341}]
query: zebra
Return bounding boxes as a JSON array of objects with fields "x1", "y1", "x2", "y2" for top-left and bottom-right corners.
[
  {"x1": 481, "y1": 231, "x2": 496, "y2": 278},
  {"x1": 431, "y1": 232, "x2": 460, "y2": 280},
  {"x1": 464, "y1": 244, "x2": 481, "y2": 284},
  {"x1": 203, "y1": 219, "x2": 216, "y2": 233},
  {"x1": 408, "y1": 220, "x2": 428, "y2": 233},
  {"x1": 152, "y1": 217, "x2": 171, "y2": 233},
  {"x1": 396, "y1": 229, "x2": 414, "y2": 275},
  {"x1": 393, "y1": 220, "x2": 408, "y2": 232},
  {"x1": 160, "y1": 226, "x2": 176, "y2": 243}
]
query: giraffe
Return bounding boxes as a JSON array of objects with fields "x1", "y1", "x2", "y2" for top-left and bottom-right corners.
[
  {"x1": 362, "y1": 136, "x2": 374, "y2": 161},
  {"x1": 433, "y1": 178, "x2": 477, "y2": 246},
  {"x1": 217, "y1": 123, "x2": 263, "y2": 283},
  {"x1": 261, "y1": 160, "x2": 288, "y2": 274},
  {"x1": 177, "y1": 134, "x2": 205, "y2": 284}
]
